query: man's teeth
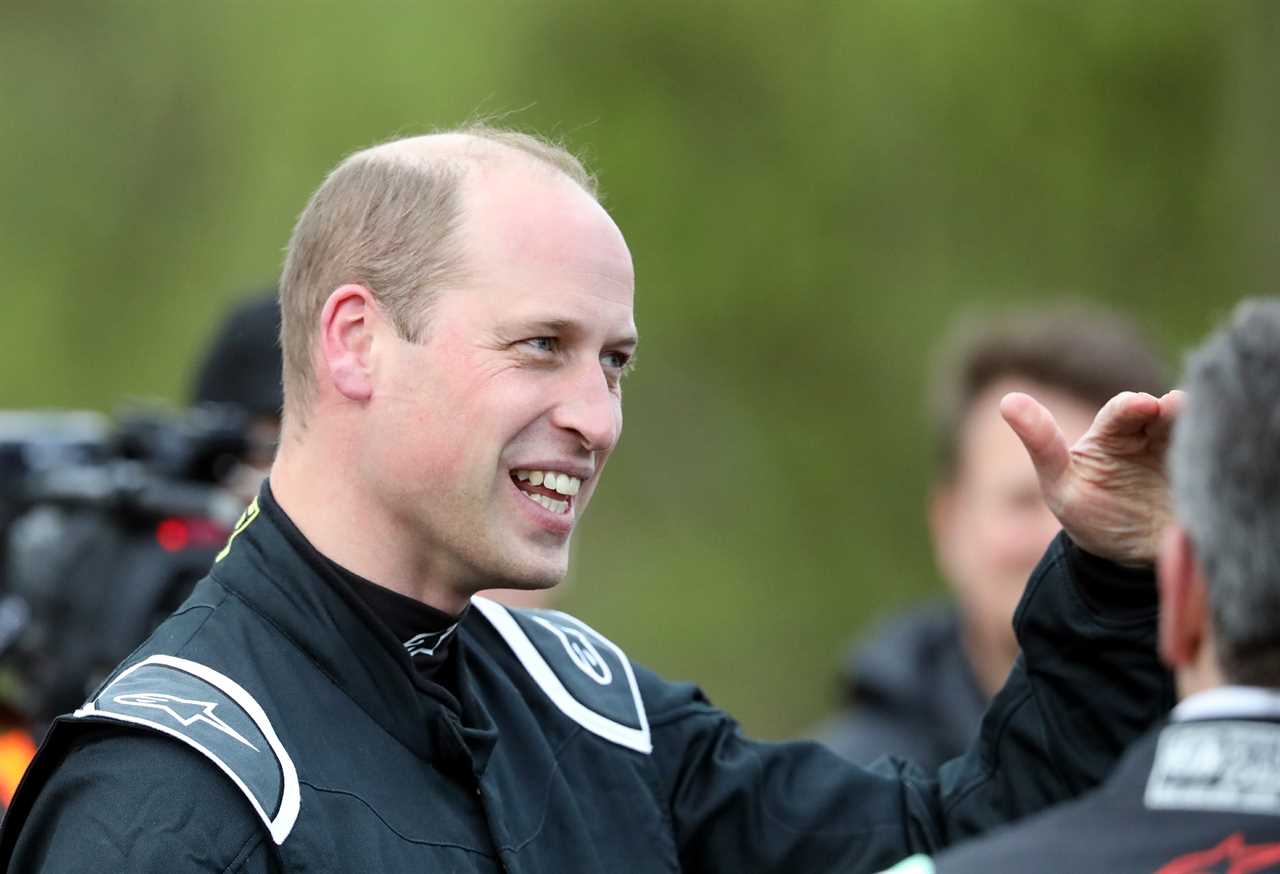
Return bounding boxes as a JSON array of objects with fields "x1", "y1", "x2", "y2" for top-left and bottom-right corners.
[
  {"x1": 513, "y1": 470, "x2": 582, "y2": 496},
  {"x1": 521, "y1": 491, "x2": 570, "y2": 514}
]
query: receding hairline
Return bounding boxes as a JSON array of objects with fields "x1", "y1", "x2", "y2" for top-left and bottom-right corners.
[
  {"x1": 276, "y1": 127, "x2": 603, "y2": 425},
  {"x1": 343, "y1": 130, "x2": 598, "y2": 199}
]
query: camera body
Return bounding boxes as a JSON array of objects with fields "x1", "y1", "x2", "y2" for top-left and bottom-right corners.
[{"x1": 0, "y1": 406, "x2": 251, "y2": 729}]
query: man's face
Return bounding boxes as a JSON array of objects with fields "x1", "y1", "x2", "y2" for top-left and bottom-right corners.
[
  {"x1": 931, "y1": 379, "x2": 1096, "y2": 677},
  {"x1": 358, "y1": 164, "x2": 636, "y2": 595}
]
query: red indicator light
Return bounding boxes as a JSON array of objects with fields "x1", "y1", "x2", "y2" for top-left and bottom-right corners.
[{"x1": 155, "y1": 518, "x2": 190, "y2": 552}]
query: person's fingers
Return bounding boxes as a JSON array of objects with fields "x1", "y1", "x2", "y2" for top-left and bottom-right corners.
[
  {"x1": 1145, "y1": 389, "x2": 1185, "y2": 451},
  {"x1": 1091, "y1": 391, "x2": 1162, "y2": 439},
  {"x1": 1001, "y1": 392, "x2": 1070, "y2": 485}
]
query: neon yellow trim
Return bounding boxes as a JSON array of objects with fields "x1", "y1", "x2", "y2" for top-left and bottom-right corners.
[{"x1": 215, "y1": 497, "x2": 260, "y2": 562}]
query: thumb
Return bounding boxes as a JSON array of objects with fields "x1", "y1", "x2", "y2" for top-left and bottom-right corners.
[
  {"x1": 1000, "y1": 392, "x2": 1070, "y2": 486},
  {"x1": 1144, "y1": 389, "x2": 1185, "y2": 452}
]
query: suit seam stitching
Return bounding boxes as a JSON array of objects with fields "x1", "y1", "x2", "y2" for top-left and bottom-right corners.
[
  {"x1": 493, "y1": 725, "x2": 582, "y2": 854},
  {"x1": 296, "y1": 780, "x2": 498, "y2": 857},
  {"x1": 222, "y1": 829, "x2": 269, "y2": 873},
  {"x1": 940, "y1": 685, "x2": 1046, "y2": 817}
]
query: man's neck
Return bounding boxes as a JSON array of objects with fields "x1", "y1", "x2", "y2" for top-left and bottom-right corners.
[
  {"x1": 1174, "y1": 635, "x2": 1226, "y2": 701},
  {"x1": 268, "y1": 447, "x2": 472, "y2": 617}
]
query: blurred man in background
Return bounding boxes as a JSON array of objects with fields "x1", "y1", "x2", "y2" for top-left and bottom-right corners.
[
  {"x1": 884, "y1": 297, "x2": 1280, "y2": 872},
  {"x1": 813, "y1": 304, "x2": 1168, "y2": 767}
]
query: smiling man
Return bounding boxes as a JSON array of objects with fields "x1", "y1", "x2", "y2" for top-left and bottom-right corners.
[
  {"x1": 2, "y1": 128, "x2": 1181, "y2": 872},
  {"x1": 269, "y1": 132, "x2": 636, "y2": 615}
]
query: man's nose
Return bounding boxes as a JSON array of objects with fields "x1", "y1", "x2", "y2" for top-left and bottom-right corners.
[{"x1": 550, "y1": 364, "x2": 621, "y2": 452}]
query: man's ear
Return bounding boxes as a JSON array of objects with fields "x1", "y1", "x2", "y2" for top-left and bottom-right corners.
[
  {"x1": 319, "y1": 285, "x2": 377, "y2": 402},
  {"x1": 1157, "y1": 523, "x2": 1208, "y2": 670}
]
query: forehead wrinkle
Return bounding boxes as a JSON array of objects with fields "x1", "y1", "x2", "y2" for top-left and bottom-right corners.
[
  {"x1": 578, "y1": 267, "x2": 634, "y2": 289},
  {"x1": 502, "y1": 310, "x2": 638, "y2": 345}
]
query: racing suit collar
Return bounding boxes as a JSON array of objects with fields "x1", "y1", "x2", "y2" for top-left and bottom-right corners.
[{"x1": 209, "y1": 482, "x2": 498, "y2": 774}]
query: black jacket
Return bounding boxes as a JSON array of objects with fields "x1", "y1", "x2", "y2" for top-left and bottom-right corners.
[
  {"x1": 890, "y1": 688, "x2": 1280, "y2": 873},
  {"x1": 810, "y1": 604, "x2": 987, "y2": 769},
  {"x1": 0, "y1": 489, "x2": 1172, "y2": 872}
]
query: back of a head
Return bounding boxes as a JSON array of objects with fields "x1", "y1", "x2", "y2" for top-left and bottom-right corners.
[
  {"x1": 1170, "y1": 298, "x2": 1280, "y2": 687},
  {"x1": 930, "y1": 302, "x2": 1169, "y2": 480}
]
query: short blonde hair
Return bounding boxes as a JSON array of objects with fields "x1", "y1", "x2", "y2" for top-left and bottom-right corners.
[{"x1": 277, "y1": 125, "x2": 596, "y2": 419}]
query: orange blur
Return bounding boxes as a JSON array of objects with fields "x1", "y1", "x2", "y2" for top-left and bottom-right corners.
[{"x1": 0, "y1": 727, "x2": 36, "y2": 808}]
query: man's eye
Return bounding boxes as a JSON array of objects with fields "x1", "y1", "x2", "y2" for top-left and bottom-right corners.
[
  {"x1": 601, "y1": 351, "x2": 632, "y2": 371},
  {"x1": 523, "y1": 337, "x2": 558, "y2": 353},
  {"x1": 602, "y1": 353, "x2": 635, "y2": 388}
]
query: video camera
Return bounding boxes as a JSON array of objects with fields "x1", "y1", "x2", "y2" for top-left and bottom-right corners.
[{"x1": 0, "y1": 405, "x2": 252, "y2": 730}]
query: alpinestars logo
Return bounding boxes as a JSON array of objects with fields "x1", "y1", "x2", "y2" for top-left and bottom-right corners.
[
  {"x1": 1158, "y1": 833, "x2": 1280, "y2": 873},
  {"x1": 113, "y1": 692, "x2": 260, "y2": 751},
  {"x1": 403, "y1": 625, "x2": 458, "y2": 658}
]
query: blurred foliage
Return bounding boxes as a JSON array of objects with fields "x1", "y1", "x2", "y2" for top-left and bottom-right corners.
[{"x1": 1, "y1": 0, "x2": 1274, "y2": 737}]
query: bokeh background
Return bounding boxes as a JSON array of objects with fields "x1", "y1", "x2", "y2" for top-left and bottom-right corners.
[{"x1": 3, "y1": 1, "x2": 1276, "y2": 737}]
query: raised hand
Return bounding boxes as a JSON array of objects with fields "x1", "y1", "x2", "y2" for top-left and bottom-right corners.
[{"x1": 1000, "y1": 390, "x2": 1184, "y2": 566}]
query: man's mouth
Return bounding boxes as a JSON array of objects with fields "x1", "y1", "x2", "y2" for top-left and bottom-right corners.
[{"x1": 511, "y1": 469, "x2": 583, "y2": 516}]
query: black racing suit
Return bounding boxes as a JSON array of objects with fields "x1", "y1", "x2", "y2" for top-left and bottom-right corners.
[
  {"x1": 890, "y1": 689, "x2": 1280, "y2": 873},
  {"x1": 0, "y1": 485, "x2": 1172, "y2": 872}
]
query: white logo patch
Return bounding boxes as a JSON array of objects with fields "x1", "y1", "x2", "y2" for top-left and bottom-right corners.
[
  {"x1": 470, "y1": 597, "x2": 651, "y2": 754},
  {"x1": 531, "y1": 616, "x2": 613, "y2": 685},
  {"x1": 78, "y1": 655, "x2": 300, "y2": 845},
  {"x1": 1145, "y1": 721, "x2": 1280, "y2": 815},
  {"x1": 402, "y1": 625, "x2": 458, "y2": 658},
  {"x1": 113, "y1": 692, "x2": 260, "y2": 751}
]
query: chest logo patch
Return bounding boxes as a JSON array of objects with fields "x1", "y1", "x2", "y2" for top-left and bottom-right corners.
[
  {"x1": 531, "y1": 616, "x2": 613, "y2": 685},
  {"x1": 472, "y1": 597, "x2": 651, "y2": 754}
]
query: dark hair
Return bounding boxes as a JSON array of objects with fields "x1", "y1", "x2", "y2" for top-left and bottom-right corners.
[
  {"x1": 930, "y1": 302, "x2": 1168, "y2": 480},
  {"x1": 190, "y1": 292, "x2": 283, "y2": 419}
]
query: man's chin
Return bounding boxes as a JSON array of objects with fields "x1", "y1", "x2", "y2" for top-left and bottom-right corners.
[
  {"x1": 478, "y1": 586, "x2": 559, "y2": 609},
  {"x1": 483, "y1": 549, "x2": 569, "y2": 593},
  {"x1": 476, "y1": 563, "x2": 563, "y2": 609}
]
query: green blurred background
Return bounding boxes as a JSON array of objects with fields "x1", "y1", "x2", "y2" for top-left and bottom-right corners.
[{"x1": 2, "y1": 0, "x2": 1276, "y2": 737}]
